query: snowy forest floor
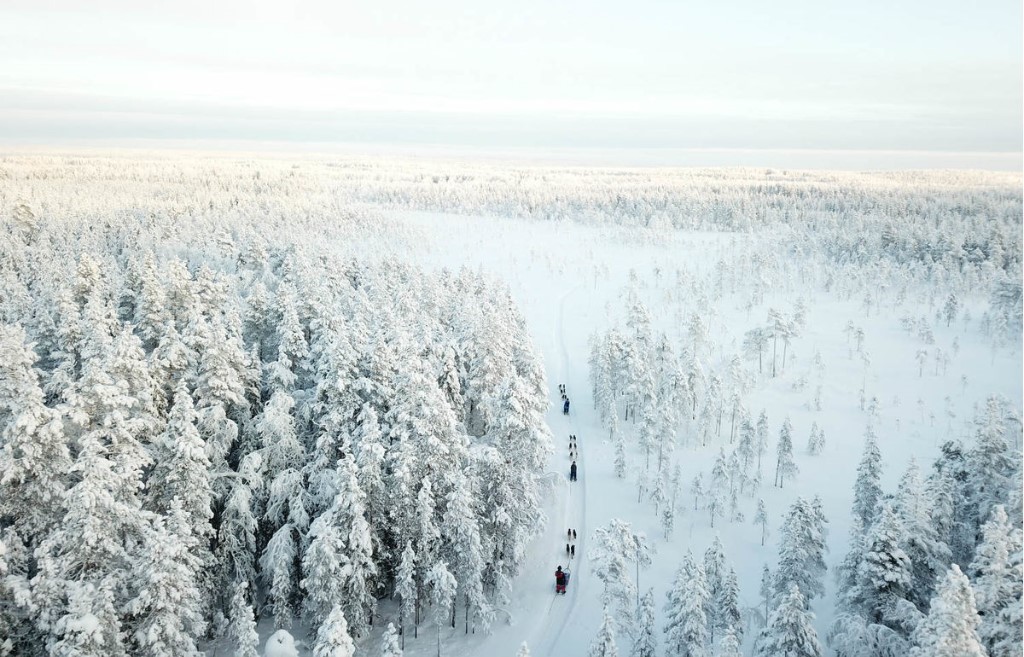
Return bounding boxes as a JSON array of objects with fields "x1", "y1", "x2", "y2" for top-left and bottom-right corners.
[{"x1": 261, "y1": 209, "x2": 1021, "y2": 657}]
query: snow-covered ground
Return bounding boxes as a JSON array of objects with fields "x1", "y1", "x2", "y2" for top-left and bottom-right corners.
[{"x1": 356, "y1": 210, "x2": 1022, "y2": 657}]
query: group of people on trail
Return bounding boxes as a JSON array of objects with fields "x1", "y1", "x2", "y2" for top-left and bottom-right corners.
[
  {"x1": 560, "y1": 383, "x2": 570, "y2": 415},
  {"x1": 565, "y1": 528, "x2": 578, "y2": 558}
]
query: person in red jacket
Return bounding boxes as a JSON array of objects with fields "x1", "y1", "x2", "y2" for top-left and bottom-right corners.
[{"x1": 555, "y1": 566, "x2": 567, "y2": 594}]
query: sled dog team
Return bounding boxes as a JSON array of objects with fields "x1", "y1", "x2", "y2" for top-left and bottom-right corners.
[{"x1": 556, "y1": 383, "x2": 580, "y2": 594}]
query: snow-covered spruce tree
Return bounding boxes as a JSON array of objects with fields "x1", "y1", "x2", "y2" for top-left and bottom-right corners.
[
  {"x1": 31, "y1": 428, "x2": 146, "y2": 647},
  {"x1": 591, "y1": 607, "x2": 620, "y2": 657},
  {"x1": 264, "y1": 282, "x2": 310, "y2": 394},
  {"x1": 715, "y1": 627, "x2": 743, "y2": 657},
  {"x1": 774, "y1": 416, "x2": 797, "y2": 488},
  {"x1": 773, "y1": 497, "x2": 828, "y2": 604},
  {"x1": 515, "y1": 641, "x2": 531, "y2": 657},
  {"x1": 146, "y1": 382, "x2": 213, "y2": 543},
  {"x1": 857, "y1": 502, "x2": 917, "y2": 634},
  {"x1": 406, "y1": 474, "x2": 443, "y2": 624},
  {"x1": 227, "y1": 581, "x2": 260, "y2": 657},
  {"x1": 302, "y1": 457, "x2": 377, "y2": 637},
  {"x1": 909, "y1": 565, "x2": 986, "y2": 657},
  {"x1": 663, "y1": 551, "x2": 710, "y2": 657},
  {"x1": 380, "y1": 622, "x2": 403, "y2": 657},
  {"x1": 261, "y1": 522, "x2": 298, "y2": 629},
  {"x1": 351, "y1": 403, "x2": 388, "y2": 559},
  {"x1": 395, "y1": 543, "x2": 418, "y2": 644},
  {"x1": 47, "y1": 581, "x2": 128, "y2": 657},
  {"x1": 852, "y1": 426, "x2": 883, "y2": 530},
  {"x1": 703, "y1": 536, "x2": 725, "y2": 641},
  {"x1": 633, "y1": 589, "x2": 657, "y2": 657},
  {"x1": 717, "y1": 568, "x2": 743, "y2": 643},
  {"x1": 754, "y1": 583, "x2": 823, "y2": 657},
  {"x1": 970, "y1": 505, "x2": 1022, "y2": 656},
  {"x1": 425, "y1": 561, "x2": 457, "y2": 656},
  {"x1": 965, "y1": 396, "x2": 1018, "y2": 540},
  {"x1": 126, "y1": 503, "x2": 205, "y2": 657},
  {"x1": 216, "y1": 452, "x2": 262, "y2": 599},
  {"x1": 313, "y1": 606, "x2": 355, "y2": 657},
  {"x1": 895, "y1": 458, "x2": 951, "y2": 609},
  {"x1": 0, "y1": 325, "x2": 70, "y2": 541},
  {"x1": 441, "y1": 472, "x2": 492, "y2": 634},
  {"x1": 482, "y1": 374, "x2": 551, "y2": 601},
  {"x1": 708, "y1": 450, "x2": 729, "y2": 527}
]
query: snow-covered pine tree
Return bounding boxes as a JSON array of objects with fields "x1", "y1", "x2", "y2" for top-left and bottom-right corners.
[
  {"x1": 774, "y1": 417, "x2": 797, "y2": 488},
  {"x1": 754, "y1": 499, "x2": 769, "y2": 546},
  {"x1": 853, "y1": 427, "x2": 883, "y2": 529},
  {"x1": 755, "y1": 410, "x2": 769, "y2": 475},
  {"x1": 760, "y1": 565, "x2": 772, "y2": 623},
  {"x1": 807, "y1": 422, "x2": 824, "y2": 455},
  {"x1": 614, "y1": 429, "x2": 627, "y2": 478},
  {"x1": 691, "y1": 474, "x2": 704, "y2": 511},
  {"x1": 633, "y1": 588, "x2": 657, "y2": 657},
  {"x1": 591, "y1": 607, "x2": 620, "y2": 657},
  {"x1": 754, "y1": 583, "x2": 823, "y2": 657},
  {"x1": 909, "y1": 565, "x2": 986, "y2": 657},
  {"x1": 709, "y1": 450, "x2": 729, "y2": 527},
  {"x1": 591, "y1": 519, "x2": 650, "y2": 634},
  {"x1": 515, "y1": 641, "x2": 531, "y2": 657},
  {"x1": 663, "y1": 551, "x2": 710, "y2": 657},
  {"x1": 313, "y1": 606, "x2": 355, "y2": 657},
  {"x1": 737, "y1": 411, "x2": 756, "y2": 473},
  {"x1": 728, "y1": 488, "x2": 744, "y2": 524}
]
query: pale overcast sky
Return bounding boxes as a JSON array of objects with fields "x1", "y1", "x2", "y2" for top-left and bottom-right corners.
[{"x1": 1, "y1": 0, "x2": 1021, "y2": 167}]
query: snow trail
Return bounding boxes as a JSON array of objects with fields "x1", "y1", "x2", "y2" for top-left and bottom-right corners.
[{"x1": 533, "y1": 285, "x2": 588, "y2": 657}]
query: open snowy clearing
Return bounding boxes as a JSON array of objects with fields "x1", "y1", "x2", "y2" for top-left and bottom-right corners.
[{"x1": 374, "y1": 210, "x2": 1022, "y2": 657}]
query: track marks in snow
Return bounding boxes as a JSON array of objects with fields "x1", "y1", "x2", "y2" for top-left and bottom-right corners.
[{"x1": 535, "y1": 285, "x2": 588, "y2": 657}]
